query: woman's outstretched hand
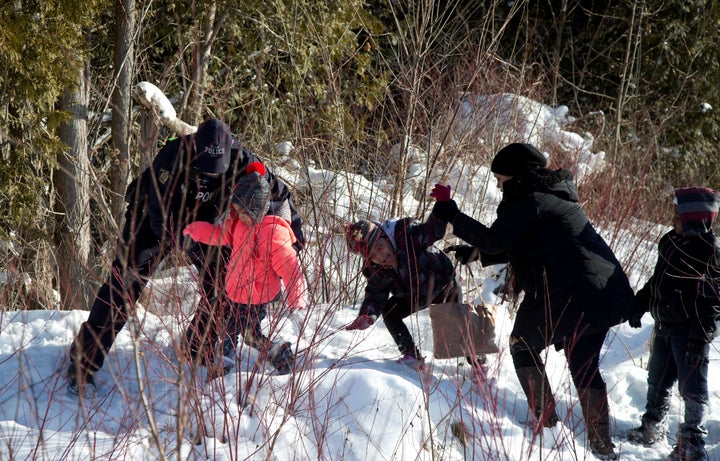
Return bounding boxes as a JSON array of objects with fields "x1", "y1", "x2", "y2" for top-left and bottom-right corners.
[
  {"x1": 430, "y1": 184, "x2": 460, "y2": 222},
  {"x1": 430, "y1": 183, "x2": 452, "y2": 201}
]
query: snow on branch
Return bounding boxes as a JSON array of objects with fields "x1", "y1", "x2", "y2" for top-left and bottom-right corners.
[{"x1": 134, "y1": 82, "x2": 197, "y2": 136}]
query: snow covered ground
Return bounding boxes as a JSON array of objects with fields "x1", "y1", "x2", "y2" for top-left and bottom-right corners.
[{"x1": 1, "y1": 93, "x2": 718, "y2": 460}]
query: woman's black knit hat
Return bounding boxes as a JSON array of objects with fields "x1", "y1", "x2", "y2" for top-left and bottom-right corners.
[{"x1": 491, "y1": 143, "x2": 547, "y2": 176}]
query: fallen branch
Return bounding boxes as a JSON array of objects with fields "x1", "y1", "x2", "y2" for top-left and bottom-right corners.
[{"x1": 134, "y1": 81, "x2": 197, "y2": 136}]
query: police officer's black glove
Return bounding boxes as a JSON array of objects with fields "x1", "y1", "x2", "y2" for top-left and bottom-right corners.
[
  {"x1": 444, "y1": 244, "x2": 481, "y2": 265},
  {"x1": 685, "y1": 340, "x2": 707, "y2": 367},
  {"x1": 628, "y1": 315, "x2": 642, "y2": 329}
]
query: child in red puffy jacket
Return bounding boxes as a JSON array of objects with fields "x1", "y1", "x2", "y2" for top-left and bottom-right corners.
[{"x1": 183, "y1": 162, "x2": 307, "y2": 375}]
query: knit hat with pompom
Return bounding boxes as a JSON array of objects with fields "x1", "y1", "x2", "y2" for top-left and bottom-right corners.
[
  {"x1": 232, "y1": 162, "x2": 270, "y2": 223},
  {"x1": 675, "y1": 186, "x2": 720, "y2": 236}
]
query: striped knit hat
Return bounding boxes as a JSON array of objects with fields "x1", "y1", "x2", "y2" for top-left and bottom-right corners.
[
  {"x1": 345, "y1": 220, "x2": 382, "y2": 255},
  {"x1": 675, "y1": 186, "x2": 720, "y2": 236},
  {"x1": 232, "y1": 162, "x2": 270, "y2": 223}
]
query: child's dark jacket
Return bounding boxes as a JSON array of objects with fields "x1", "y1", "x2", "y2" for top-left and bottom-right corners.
[
  {"x1": 359, "y1": 216, "x2": 454, "y2": 317},
  {"x1": 636, "y1": 230, "x2": 720, "y2": 343}
]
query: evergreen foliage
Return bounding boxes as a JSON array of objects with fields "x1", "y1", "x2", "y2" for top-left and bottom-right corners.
[
  {"x1": 1, "y1": 0, "x2": 719, "y2": 307},
  {"x1": 0, "y1": 0, "x2": 102, "y2": 238},
  {"x1": 488, "y1": 0, "x2": 720, "y2": 187}
]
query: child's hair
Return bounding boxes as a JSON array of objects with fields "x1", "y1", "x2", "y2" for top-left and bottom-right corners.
[
  {"x1": 346, "y1": 220, "x2": 382, "y2": 254},
  {"x1": 232, "y1": 162, "x2": 270, "y2": 223}
]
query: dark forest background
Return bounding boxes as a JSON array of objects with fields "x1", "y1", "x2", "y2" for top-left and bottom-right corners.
[{"x1": 1, "y1": 0, "x2": 718, "y2": 310}]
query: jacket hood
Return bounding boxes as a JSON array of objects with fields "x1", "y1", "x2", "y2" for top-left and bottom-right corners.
[
  {"x1": 503, "y1": 168, "x2": 578, "y2": 203},
  {"x1": 378, "y1": 219, "x2": 399, "y2": 251}
]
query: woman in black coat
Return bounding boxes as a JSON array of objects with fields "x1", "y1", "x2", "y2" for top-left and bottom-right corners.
[{"x1": 431, "y1": 143, "x2": 635, "y2": 460}]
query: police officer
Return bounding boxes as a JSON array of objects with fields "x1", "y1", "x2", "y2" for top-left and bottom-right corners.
[{"x1": 67, "y1": 118, "x2": 304, "y2": 395}]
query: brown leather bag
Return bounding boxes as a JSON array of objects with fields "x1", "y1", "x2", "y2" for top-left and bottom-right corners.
[{"x1": 429, "y1": 302, "x2": 499, "y2": 359}]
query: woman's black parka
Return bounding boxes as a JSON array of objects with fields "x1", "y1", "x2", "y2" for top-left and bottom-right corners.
[{"x1": 446, "y1": 169, "x2": 635, "y2": 349}]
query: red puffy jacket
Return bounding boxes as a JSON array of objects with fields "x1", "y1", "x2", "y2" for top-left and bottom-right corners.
[{"x1": 184, "y1": 214, "x2": 307, "y2": 309}]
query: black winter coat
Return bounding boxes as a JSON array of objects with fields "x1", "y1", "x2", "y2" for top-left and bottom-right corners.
[
  {"x1": 359, "y1": 216, "x2": 455, "y2": 317},
  {"x1": 446, "y1": 169, "x2": 635, "y2": 349},
  {"x1": 126, "y1": 135, "x2": 304, "y2": 247},
  {"x1": 635, "y1": 230, "x2": 720, "y2": 343}
]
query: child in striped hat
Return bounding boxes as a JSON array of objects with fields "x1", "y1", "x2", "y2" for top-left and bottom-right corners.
[
  {"x1": 627, "y1": 186, "x2": 720, "y2": 461},
  {"x1": 674, "y1": 186, "x2": 720, "y2": 236}
]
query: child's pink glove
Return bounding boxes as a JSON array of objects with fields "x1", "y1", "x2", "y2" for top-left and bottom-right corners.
[
  {"x1": 183, "y1": 222, "x2": 202, "y2": 240},
  {"x1": 346, "y1": 314, "x2": 376, "y2": 331},
  {"x1": 430, "y1": 183, "x2": 452, "y2": 201}
]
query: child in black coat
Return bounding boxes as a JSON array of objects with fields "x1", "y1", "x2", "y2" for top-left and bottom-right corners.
[
  {"x1": 627, "y1": 186, "x2": 720, "y2": 461},
  {"x1": 344, "y1": 217, "x2": 462, "y2": 370}
]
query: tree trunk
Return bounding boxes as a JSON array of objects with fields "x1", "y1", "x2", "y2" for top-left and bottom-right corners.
[
  {"x1": 110, "y1": 0, "x2": 136, "y2": 227},
  {"x1": 53, "y1": 65, "x2": 92, "y2": 311}
]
